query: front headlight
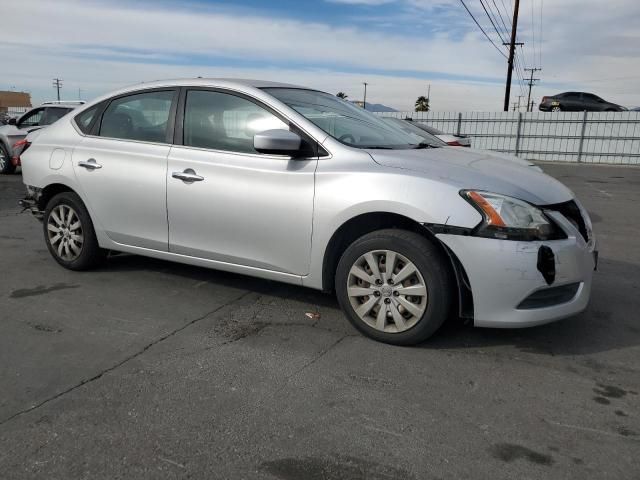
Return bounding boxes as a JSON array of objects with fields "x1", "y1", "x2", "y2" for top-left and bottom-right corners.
[{"x1": 462, "y1": 190, "x2": 564, "y2": 241}]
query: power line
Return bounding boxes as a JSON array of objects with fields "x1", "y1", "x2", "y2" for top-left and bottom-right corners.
[
  {"x1": 530, "y1": 0, "x2": 535, "y2": 67},
  {"x1": 458, "y1": 0, "x2": 508, "y2": 59},
  {"x1": 479, "y1": 0, "x2": 507, "y2": 43},
  {"x1": 491, "y1": 0, "x2": 511, "y2": 38},
  {"x1": 539, "y1": 0, "x2": 544, "y2": 68}
]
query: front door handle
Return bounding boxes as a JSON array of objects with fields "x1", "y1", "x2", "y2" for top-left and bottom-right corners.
[
  {"x1": 172, "y1": 169, "x2": 204, "y2": 183},
  {"x1": 78, "y1": 159, "x2": 102, "y2": 170}
]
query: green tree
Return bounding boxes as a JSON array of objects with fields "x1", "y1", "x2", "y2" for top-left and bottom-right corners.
[
  {"x1": 336, "y1": 92, "x2": 348, "y2": 99},
  {"x1": 415, "y1": 96, "x2": 430, "y2": 112}
]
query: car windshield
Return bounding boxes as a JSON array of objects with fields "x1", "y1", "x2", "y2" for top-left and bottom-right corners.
[
  {"x1": 263, "y1": 88, "x2": 424, "y2": 149},
  {"x1": 380, "y1": 117, "x2": 446, "y2": 147}
]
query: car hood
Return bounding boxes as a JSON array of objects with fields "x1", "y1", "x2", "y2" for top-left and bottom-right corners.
[
  {"x1": 464, "y1": 148, "x2": 541, "y2": 171},
  {"x1": 366, "y1": 147, "x2": 573, "y2": 205}
]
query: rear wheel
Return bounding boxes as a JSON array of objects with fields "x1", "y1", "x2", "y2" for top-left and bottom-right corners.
[
  {"x1": 43, "y1": 192, "x2": 106, "y2": 270},
  {"x1": 0, "y1": 143, "x2": 16, "y2": 174},
  {"x1": 335, "y1": 229, "x2": 453, "y2": 345}
]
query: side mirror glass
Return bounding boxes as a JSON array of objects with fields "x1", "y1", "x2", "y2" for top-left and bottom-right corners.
[
  {"x1": 8, "y1": 117, "x2": 17, "y2": 125},
  {"x1": 254, "y1": 129, "x2": 303, "y2": 156}
]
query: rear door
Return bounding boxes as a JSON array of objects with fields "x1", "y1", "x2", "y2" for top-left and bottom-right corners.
[
  {"x1": 166, "y1": 88, "x2": 317, "y2": 275},
  {"x1": 72, "y1": 89, "x2": 177, "y2": 251}
]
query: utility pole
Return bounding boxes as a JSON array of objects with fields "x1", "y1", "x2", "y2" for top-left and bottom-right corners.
[
  {"x1": 512, "y1": 95, "x2": 524, "y2": 111},
  {"x1": 503, "y1": 0, "x2": 521, "y2": 112},
  {"x1": 52, "y1": 78, "x2": 63, "y2": 101},
  {"x1": 362, "y1": 82, "x2": 368, "y2": 110},
  {"x1": 525, "y1": 67, "x2": 541, "y2": 112},
  {"x1": 78, "y1": 87, "x2": 83, "y2": 101}
]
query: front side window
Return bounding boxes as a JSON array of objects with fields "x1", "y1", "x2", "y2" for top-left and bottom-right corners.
[
  {"x1": 99, "y1": 90, "x2": 174, "y2": 143},
  {"x1": 18, "y1": 108, "x2": 45, "y2": 128},
  {"x1": 264, "y1": 88, "x2": 422, "y2": 149},
  {"x1": 183, "y1": 90, "x2": 288, "y2": 154}
]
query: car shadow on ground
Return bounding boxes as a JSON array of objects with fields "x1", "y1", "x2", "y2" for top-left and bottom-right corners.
[{"x1": 97, "y1": 253, "x2": 640, "y2": 358}]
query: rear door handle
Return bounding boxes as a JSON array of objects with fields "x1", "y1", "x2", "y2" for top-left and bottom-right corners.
[
  {"x1": 172, "y1": 169, "x2": 204, "y2": 182},
  {"x1": 78, "y1": 159, "x2": 102, "y2": 170}
]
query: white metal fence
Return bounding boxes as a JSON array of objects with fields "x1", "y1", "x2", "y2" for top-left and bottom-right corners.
[{"x1": 377, "y1": 111, "x2": 640, "y2": 165}]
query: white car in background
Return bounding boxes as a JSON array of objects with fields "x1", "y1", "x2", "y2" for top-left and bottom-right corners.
[
  {"x1": 380, "y1": 117, "x2": 542, "y2": 171},
  {"x1": 405, "y1": 119, "x2": 472, "y2": 147},
  {"x1": 0, "y1": 101, "x2": 85, "y2": 174}
]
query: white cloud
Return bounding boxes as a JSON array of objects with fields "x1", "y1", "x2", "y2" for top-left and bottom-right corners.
[{"x1": 1, "y1": 0, "x2": 639, "y2": 110}]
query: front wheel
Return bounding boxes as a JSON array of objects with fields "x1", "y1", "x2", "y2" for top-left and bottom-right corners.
[
  {"x1": 43, "y1": 192, "x2": 107, "y2": 270},
  {"x1": 0, "y1": 143, "x2": 16, "y2": 174},
  {"x1": 335, "y1": 229, "x2": 453, "y2": 345},
  {"x1": 551, "y1": 106, "x2": 562, "y2": 112}
]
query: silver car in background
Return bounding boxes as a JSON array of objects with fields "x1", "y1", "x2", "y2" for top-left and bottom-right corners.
[
  {"x1": 0, "y1": 101, "x2": 84, "y2": 174},
  {"x1": 19, "y1": 79, "x2": 597, "y2": 345}
]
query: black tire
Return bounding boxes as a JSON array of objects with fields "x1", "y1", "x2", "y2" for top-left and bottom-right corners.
[
  {"x1": 43, "y1": 192, "x2": 107, "y2": 270},
  {"x1": 335, "y1": 229, "x2": 453, "y2": 346},
  {"x1": 0, "y1": 143, "x2": 16, "y2": 174}
]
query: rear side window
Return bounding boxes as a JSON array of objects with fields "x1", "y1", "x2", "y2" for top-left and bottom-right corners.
[
  {"x1": 75, "y1": 105, "x2": 100, "y2": 134},
  {"x1": 18, "y1": 108, "x2": 45, "y2": 128},
  {"x1": 42, "y1": 107, "x2": 72, "y2": 126},
  {"x1": 183, "y1": 90, "x2": 288, "y2": 154},
  {"x1": 99, "y1": 90, "x2": 175, "y2": 143}
]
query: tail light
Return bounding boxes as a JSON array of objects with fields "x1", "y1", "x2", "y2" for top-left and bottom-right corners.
[
  {"x1": 11, "y1": 139, "x2": 31, "y2": 166},
  {"x1": 447, "y1": 141, "x2": 464, "y2": 146}
]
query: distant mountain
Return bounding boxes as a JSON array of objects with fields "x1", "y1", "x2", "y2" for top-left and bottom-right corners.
[
  {"x1": 350, "y1": 100, "x2": 397, "y2": 112},
  {"x1": 365, "y1": 103, "x2": 397, "y2": 112}
]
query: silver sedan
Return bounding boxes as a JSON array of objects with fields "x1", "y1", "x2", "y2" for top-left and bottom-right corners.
[{"x1": 19, "y1": 79, "x2": 596, "y2": 345}]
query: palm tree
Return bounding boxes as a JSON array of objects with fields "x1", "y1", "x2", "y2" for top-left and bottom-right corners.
[
  {"x1": 415, "y1": 96, "x2": 430, "y2": 112},
  {"x1": 336, "y1": 92, "x2": 348, "y2": 100}
]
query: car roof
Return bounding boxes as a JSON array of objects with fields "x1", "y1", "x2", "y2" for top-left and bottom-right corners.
[
  {"x1": 37, "y1": 101, "x2": 85, "y2": 108},
  {"x1": 117, "y1": 78, "x2": 308, "y2": 93}
]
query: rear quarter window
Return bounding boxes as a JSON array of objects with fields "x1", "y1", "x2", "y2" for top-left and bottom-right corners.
[{"x1": 74, "y1": 105, "x2": 100, "y2": 134}]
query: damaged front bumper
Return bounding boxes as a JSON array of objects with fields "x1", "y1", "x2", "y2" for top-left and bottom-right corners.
[{"x1": 436, "y1": 212, "x2": 596, "y2": 328}]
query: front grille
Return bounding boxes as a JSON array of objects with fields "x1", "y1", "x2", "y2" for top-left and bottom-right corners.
[{"x1": 545, "y1": 200, "x2": 589, "y2": 242}]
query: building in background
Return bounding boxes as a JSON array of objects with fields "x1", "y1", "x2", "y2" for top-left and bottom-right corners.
[{"x1": 0, "y1": 91, "x2": 32, "y2": 116}]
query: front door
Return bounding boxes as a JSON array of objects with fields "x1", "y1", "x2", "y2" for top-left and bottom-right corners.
[
  {"x1": 72, "y1": 89, "x2": 177, "y2": 251},
  {"x1": 167, "y1": 89, "x2": 317, "y2": 275}
]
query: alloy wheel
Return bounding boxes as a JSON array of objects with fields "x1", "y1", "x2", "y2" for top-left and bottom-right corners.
[
  {"x1": 347, "y1": 249, "x2": 428, "y2": 333},
  {"x1": 47, "y1": 204, "x2": 84, "y2": 261}
]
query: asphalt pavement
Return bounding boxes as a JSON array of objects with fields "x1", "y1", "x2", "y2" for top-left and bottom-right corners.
[{"x1": 0, "y1": 163, "x2": 639, "y2": 479}]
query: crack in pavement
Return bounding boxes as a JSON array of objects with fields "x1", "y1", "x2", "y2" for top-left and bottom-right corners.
[
  {"x1": 288, "y1": 334, "x2": 352, "y2": 378},
  {"x1": 0, "y1": 290, "x2": 252, "y2": 426}
]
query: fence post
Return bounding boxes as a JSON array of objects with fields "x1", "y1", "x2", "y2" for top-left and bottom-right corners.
[
  {"x1": 514, "y1": 112, "x2": 522, "y2": 156},
  {"x1": 456, "y1": 112, "x2": 462, "y2": 136},
  {"x1": 577, "y1": 110, "x2": 588, "y2": 163}
]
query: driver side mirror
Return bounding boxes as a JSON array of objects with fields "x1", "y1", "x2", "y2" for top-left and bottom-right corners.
[
  {"x1": 8, "y1": 117, "x2": 17, "y2": 126},
  {"x1": 254, "y1": 129, "x2": 306, "y2": 156}
]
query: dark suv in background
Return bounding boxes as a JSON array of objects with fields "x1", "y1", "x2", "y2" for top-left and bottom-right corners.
[{"x1": 539, "y1": 92, "x2": 626, "y2": 112}]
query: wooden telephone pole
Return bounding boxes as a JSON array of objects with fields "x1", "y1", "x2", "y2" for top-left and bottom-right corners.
[{"x1": 503, "y1": 0, "x2": 521, "y2": 111}]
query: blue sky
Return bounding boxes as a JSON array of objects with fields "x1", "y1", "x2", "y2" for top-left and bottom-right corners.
[{"x1": 2, "y1": 0, "x2": 639, "y2": 110}]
